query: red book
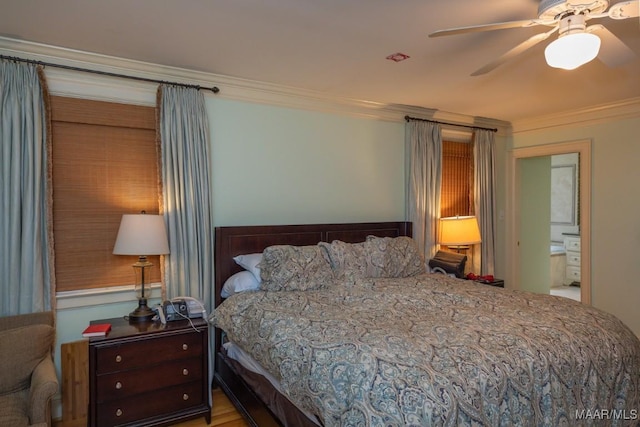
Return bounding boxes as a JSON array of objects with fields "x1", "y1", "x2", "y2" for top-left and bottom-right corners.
[{"x1": 82, "y1": 323, "x2": 111, "y2": 337}]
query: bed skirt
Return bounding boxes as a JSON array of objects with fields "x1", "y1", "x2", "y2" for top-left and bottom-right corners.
[{"x1": 215, "y1": 350, "x2": 320, "y2": 427}]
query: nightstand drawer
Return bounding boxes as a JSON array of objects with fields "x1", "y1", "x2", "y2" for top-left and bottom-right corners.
[
  {"x1": 96, "y1": 332, "x2": 202, "y2": 374},
  {"x1": 96, "y1": 357, "x2": 202, "y2": 402},
  {"x1": 97, "y1": 381, "x2": 203, "y2": 426}
]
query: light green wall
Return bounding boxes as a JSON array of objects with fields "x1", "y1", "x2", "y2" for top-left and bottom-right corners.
[
  {"x1": 207, "y1": 98, "x2": 405, "y2": 226},
  {"x1": 513, "y1": 115, "x2": 640, "y2": 337}
]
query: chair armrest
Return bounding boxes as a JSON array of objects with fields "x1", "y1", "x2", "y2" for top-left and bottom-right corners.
[{"x1": 29, "y1": 356, "x2": 59, "y2": 426}]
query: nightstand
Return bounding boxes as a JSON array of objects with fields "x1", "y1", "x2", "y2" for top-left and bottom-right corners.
[
  {"x1": 471, "y1": 278, "x2": 504, "y2": 288},
  {"x1": 88, "y1": 316, "x2": 211, "y2": 427}
]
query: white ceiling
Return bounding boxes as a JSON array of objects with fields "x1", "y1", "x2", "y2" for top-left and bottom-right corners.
[{"x1": 1, "y1": 0, "x2": 639, "y2": 122}]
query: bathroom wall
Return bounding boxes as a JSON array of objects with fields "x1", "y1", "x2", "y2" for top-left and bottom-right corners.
[{"x1": 550, "y1": 153, "x2": 579, "y2": 244}]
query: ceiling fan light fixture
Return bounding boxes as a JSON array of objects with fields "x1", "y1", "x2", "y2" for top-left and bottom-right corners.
[{"x1": 545, "y1": 31, "x2": 601, "y2": 70}]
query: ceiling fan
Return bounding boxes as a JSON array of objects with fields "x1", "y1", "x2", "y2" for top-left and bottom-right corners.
[{"x1": 429, "y1": 0, "x2": 639, "y2": 75}]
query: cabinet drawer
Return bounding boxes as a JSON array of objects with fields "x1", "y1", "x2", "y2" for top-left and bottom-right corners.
[
  {"x1": 95, "y1": 332, "x2": 202, "y2": 374},
  {"x1": 96, "y1": 357, "x2": 202, "y2": 402},
  {"x1": 566, "y1": 265, "x2": 581, "y2": 282},
  {"x1": 566, "y1": 252, "x2": 581, "y2": 266},
  {"x1": 564, "y1": 237, "x2": 580, "y2": 252},
  {"x1": 96, "y1": 381, "x2": 203, "y2": 427}
]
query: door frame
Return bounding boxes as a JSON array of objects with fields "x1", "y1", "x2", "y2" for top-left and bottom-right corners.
[{"x1": 506, "y1": 140, "x2": 591, "y2": 305}]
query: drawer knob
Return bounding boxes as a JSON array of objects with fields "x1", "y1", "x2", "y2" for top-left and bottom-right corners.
[
  {"x1": 116, "y1": 409, "x2": 123, "y2": 417},
  {"x1": 183, "y1": 393, "x2": 189, "y2": 401},
  {"x1": 115, "y1": 355, "x2": 122, "y2": 363},
  {"x1": 115, "y1": 381, "x2": 122, "y2": 390},
  {"x1": 182, "y1": 368, "x2": 189, "y2": 376},
  {"x1": 182, "y1": 344, "x2": 188, "y2": 351}
]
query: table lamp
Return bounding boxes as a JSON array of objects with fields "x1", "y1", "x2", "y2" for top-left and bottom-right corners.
[
  {"x1": 439, "y1": 215, "x2": 481, "y2": 252},
  {"x1": 113, "y1": 212, "x2": 170, "y2": 322}
]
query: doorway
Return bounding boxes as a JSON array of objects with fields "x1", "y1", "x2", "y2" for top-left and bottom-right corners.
[{"x1": 506, "y1": 140, "x2": 591, "y2": 305}]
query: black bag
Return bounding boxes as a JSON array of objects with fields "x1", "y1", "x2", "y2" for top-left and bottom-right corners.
[{"x1": 428, "y1": 250, "x2": 467, "y2": 278}]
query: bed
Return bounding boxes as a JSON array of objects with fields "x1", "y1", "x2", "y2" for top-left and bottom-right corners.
[{"x1": 211, "y1": 222, "x2": 640, "y2": 427}]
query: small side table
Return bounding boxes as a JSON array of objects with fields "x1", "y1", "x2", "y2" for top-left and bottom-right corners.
[
  {"x1": 87, "y1": 316, "x2": 211, "y2": 427},
  {"x1": 472, "y1": 278, "x2": 504, "y2": 288}
]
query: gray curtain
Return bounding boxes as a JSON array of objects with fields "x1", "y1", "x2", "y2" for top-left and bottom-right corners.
[
  {"x1": 406, "y1": 121, "x2": 442, "y2": 260},
  {"x1": 157, "y1": 85, "x2": 215, "y2": 404},
  {"x1": 0, "y1": 61, "x2": 54, "y2": 315},
  {"x1": 157, "y1": 85, "x2": 214, "y2": 310},
  {"x1": 473, "y1": 129, "x2": 496, "y2": 275}
]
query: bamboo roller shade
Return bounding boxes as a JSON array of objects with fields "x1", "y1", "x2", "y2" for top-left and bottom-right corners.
[
  {"x1": 51, "y1": 96, "x2": 162, "y2": 292},
  {"x1": 441, "y1": 141, "x2": 474, "y2": 219}
]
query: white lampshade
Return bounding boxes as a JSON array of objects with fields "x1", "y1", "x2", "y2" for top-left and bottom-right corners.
[
  {"x1": 545, "y1": 32, "x2": 601, "y2": 70},
  {"x1": 439, "y1": 216, "x2": 482, "y2": 246},
  {"x1": 113, "y1": 214, "x2": 170, "y2": 256}
]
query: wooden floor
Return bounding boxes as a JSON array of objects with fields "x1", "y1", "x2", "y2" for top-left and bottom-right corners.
[
  {"x1": 53, "y1": 388, "x2": 248, "y2": 427},
  {"x1": 176, "y1": 388, "x2": 249, "y2": 427}
]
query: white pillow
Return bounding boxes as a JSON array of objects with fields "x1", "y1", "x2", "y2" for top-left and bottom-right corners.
[
  {"x1": 233, "y1": 253, "x2": 263, "y2": 282},
  {"x1": 221, "y1": 271, "x2": 260, "y2": 298}
]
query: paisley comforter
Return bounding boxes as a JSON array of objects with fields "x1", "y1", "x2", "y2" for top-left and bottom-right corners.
[{"x1": 213, "y1": 274, "x2": 640, "y2": 426}]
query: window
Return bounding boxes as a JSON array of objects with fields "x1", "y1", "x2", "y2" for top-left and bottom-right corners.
[
  {"x1": 51, "y1": 96, "x2": 160, "y2": 292},
  {"x1": 440, "y1": 140, "x2": 473, "y2": 218}
]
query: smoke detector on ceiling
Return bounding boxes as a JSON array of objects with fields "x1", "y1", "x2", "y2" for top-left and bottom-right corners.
[{"x1": 386, "y1": 52, "x2": 410, "y2": 62}]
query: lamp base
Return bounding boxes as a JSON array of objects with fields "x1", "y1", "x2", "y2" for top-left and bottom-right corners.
[
  {"x1": 129, "y1": 298, "x2": 156, "y2": 323},
  {"x1": 446, "y1": 245, "x2": 470, "y2": 253}
]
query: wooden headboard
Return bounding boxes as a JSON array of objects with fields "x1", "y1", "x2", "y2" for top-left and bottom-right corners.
[
  {"x1": 212, "y1": 221, "x2": 412, "y2": 419},
  {"x1": 214, "y1": 221, "x2": 412, "y2": 309}
]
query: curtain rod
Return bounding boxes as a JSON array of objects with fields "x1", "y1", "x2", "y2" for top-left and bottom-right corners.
[
  {"x1": 0, "y1": 54, "x2": 220, "y2": 94},
  {"x1": 404, "y1": 115, "x2": 497, "y2": 133}
]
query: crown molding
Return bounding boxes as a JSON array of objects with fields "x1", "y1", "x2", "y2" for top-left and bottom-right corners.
[
  {"x1": 419, "y1": 110, "x2": 511, "y2": 137},
  {"x1": 0, "y1": 36, "x2": 510, "y2": 131},
  {"x1": 511, "y1": 97, "x2": 640, "y2": 133},
  {"x1": 4, "y1": 36, "x2": 633, "y2": 134}
]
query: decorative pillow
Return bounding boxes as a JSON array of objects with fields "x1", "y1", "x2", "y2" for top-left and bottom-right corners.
[
  {"x1": 258, "y1": 245, "x2": 334, "y2": 291},
  {"x1": 221, "y1": 270, "x2": 260, "y2": 298},
  {"x1": 0, "y1": 324, "x2": 55, "y2": 394},
  {"x1": 318, "y1": 240, "x2": 368, "y2": 284},
  {"x1": 364, "y1": 235, "x2": 426, "y2": 278},
  {"x1": 233, "y1": 253, "x2": 263, "y2": 282}
]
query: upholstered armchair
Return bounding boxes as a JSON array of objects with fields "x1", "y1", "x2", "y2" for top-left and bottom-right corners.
[{"x1": 0, "y1": 311, "x2": 58, "y2": 427}]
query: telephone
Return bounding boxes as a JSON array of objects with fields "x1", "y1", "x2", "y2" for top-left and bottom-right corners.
[
  {"x1": 154, "y1": 297, "x2": 206, "y2": 324},
  {"x1": 428, "y1": 250, "x2": 467, "y2": 278}
]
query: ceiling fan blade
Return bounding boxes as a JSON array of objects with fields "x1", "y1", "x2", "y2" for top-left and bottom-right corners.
[
  {"x1": 471, "y1": 27, "x2": 558, "y2": 76},
  {"x1": 429, "y1": 19, "x2": 548, "y2": 38},
  {"x1": 607, "y1": 0, "x2": 639, "y2": 19},
  {"x1": 588, "y1": 24, "x2": 637, "y2": 67},
  {"x1": 586, "y1": 0, "x2": 639, "y2": 20}
]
